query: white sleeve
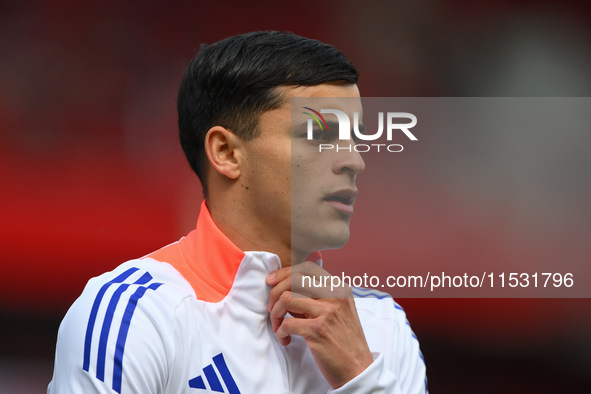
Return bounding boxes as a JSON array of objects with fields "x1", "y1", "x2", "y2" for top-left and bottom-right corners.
[
  {"x1": 328, "y1": 299, "x2": 428, "y2": 394},
  {"x1": 48, "y1": 267, "x2": 175, "y2": 394},
  {"x1": 328, "y1": 352, "x2": 401, "y2": 394}
]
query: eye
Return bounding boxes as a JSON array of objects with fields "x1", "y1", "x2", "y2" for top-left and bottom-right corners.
[
  {"x1": 310, "y1": 129, "x2": 325, "y2": 141},
  {"x1": 315, "y1": 128, "x2": 340, "y2": 142}
]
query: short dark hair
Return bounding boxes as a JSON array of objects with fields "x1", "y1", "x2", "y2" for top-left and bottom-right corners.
[{"x1": 177, "y1": 31, "x2": 359, "y2": 197}]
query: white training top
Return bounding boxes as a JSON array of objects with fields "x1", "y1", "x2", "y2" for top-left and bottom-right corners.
[{"x1": 49, "y1": 202, "x2": 427, "y2": 393}]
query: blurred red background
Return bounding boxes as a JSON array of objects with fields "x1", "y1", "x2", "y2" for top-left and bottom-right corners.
[{"x1": 1, "y1": 0, "x2": 590, "y2": 392}]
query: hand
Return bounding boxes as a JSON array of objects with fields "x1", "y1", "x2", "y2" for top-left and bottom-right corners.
[{"x1": 266, "y1": 261, "x2": 374, "y2": 389}]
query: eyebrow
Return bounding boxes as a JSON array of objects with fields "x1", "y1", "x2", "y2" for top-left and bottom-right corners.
[
  {"x1": 324, "y1": 120, "x2": 366, "y2": 134},
  {"x1": 294, "y1": 119, "x2": 366, "y2": 134},
  {"x1": 324, "y1": 121, "x2": 339, "y2": 130}
]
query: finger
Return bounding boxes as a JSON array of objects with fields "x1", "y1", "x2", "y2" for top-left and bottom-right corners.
[
  {"x1": 267, "y1": 274, "x2": 293, "y2": 312},
  {"x1": 276, "y1": 319, "x2": 292, "y2": 346},
  {"x1": 269, "y1": 290, "x2": 292, "y2": 333},
  {"x1": 276, "y1": 315, "x2": 311, "y2": 346},
  {"x1": 267, "y1": 262, "x2": 352, "y2": 313},
  {"x1": 289, "y1": 261, "x2": 331, "y2": 298},
  {"x1": 267, "y1": 260, "x2": 323, "y2": 287},
  {"x1": 291, "y1": 269, "x2": 350, "y2": 298},
  {"x1": 269, "y1": 292, "x2": 321, "y2": 333},
  {"x1": 291, "y1": 270, "x2": 334, "y2": 298},
  {"x1": 267, "y1": 262, "x2": 321, "y2": 312},
  {"x1": 291, "y1": 262, "x2": 350, "y2": 299},
  {"x1": 266, "y1": 266, "x2": 291, "y2": 286}
]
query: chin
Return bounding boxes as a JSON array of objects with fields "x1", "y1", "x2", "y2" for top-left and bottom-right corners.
[
  {"x1": 322, "y1": 236, "x2": 350, "y2": 251},
  {"x1": 291, "y1": 219, "x2": 352, "y2": 254},
  {"x1": 311, "y1": 226, "x2": 351, "y2": 252}
]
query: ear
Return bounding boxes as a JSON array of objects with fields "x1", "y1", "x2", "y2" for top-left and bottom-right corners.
[{"x1": 204, "y1": 126, "x2": 243, "y2": 179}]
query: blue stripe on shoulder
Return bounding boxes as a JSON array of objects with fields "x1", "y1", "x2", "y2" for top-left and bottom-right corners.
[
  {"x1": 351, "y1": 288, "x2": 408, "y2": 315},
  {"x1": 82, "y1": 267, "x2": 163, "y2": 393},
  {"x1": 351, "y1": 287, "x2": 392, "y2": 300},
  {"x1": 83, "y1": 267, "x2": 139, "y2": 372},
  {"x1": 112, "y1": 281, "x2": 163, "y2": 393}
]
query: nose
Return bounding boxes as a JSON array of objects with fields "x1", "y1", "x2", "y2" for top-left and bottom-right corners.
[{"x1": 333, "y1": 144, "x2": 366, "y2": 175}]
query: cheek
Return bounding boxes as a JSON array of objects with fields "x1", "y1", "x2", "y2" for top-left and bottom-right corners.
[
  {"x1": 291, "y1": 163, "x2": 325, "y2": 211},
  {"x1": 291, "y1": 142, "x2": 331, "y2": 201},
  {"x1": 292, "y1": 151, "x2": 331, "y2": 184},
  {"x1": 253, "y1": 150, "x2": 291, "y2": 203}
]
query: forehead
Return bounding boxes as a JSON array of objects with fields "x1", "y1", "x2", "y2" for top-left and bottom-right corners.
[
  {"x1": 275, "y1": 83, "x2": 362, "y2": 124},
  {"x1": 255, "y1": 83, "x2": 361, "y2": 133},
  {"x1": 281, "y1": 83, "x2": 361, "y2": 111}
]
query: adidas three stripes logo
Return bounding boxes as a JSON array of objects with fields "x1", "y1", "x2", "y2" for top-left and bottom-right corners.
[{"x1": 188, "y1": 353, "x2": 241, "y2": 393}]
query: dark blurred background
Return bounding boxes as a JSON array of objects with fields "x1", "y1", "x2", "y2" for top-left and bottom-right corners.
[{"x1": 1, "y1": 0, "x2": 591, "y2": 392}]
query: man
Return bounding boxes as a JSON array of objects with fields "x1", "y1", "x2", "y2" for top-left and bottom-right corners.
[{"x1": 49, "y1": 31, "x2": 427, "y2": 393}]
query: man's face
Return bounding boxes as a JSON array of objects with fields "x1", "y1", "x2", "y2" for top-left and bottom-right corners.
[{"x1": 240, "y1": 83, "x2": 364, "y2": 264}]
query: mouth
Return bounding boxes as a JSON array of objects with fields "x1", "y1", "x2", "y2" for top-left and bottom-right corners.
[{"x1": 323, "y1": 189, "x2": 358, "y2": 214}]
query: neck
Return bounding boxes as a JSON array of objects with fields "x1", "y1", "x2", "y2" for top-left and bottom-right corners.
[{"x1": 206, "y1": 195, "x2": 295, "y2": 268}]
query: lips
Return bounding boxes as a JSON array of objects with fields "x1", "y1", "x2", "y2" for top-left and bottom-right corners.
[{"x1": 323, "y1": 189, "x2": 358, "y2": 214}]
